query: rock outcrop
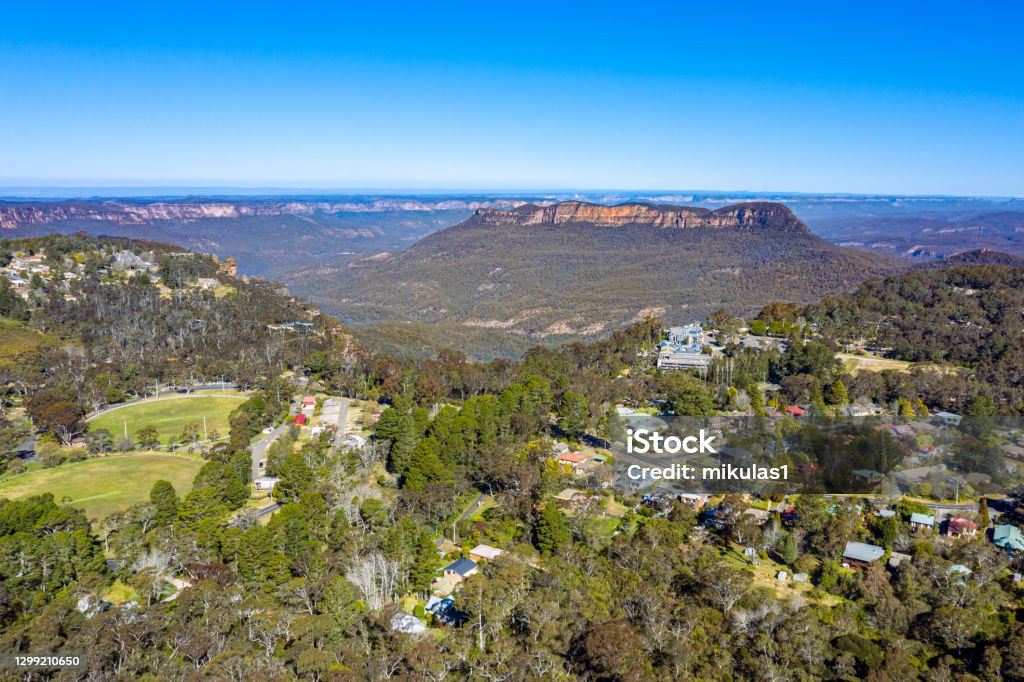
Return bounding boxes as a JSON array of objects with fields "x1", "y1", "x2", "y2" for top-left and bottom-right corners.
[{"x1": 470, "y1": 201, "x2": 811, "y2": 234}]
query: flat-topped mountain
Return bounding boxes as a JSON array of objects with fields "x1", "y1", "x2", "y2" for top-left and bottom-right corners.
[
  {"x1": 308, "y1": 201, "x2": 908, "y2": 342},
  {"x1": 471, "y1": 200, "x2": 811, "y2": 233}
]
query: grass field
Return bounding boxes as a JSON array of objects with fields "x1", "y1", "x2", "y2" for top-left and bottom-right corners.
[
  {"x1": 88, "y1": 394, "x2": 247, "y2": 444},
  {"x1": 0, "y1": 318, "x2": 61, "y2": 371},
  {"x1": 838, "y1": 353, "x2": 914, "y2": 375},
  {"x1": 0, "y1": 454, "x2": 204, "y2": 521}
]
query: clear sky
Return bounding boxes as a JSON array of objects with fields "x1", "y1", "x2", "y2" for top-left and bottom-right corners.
[{"x1": 1, "y1": 1, "x2": 1021, "y2": 196}]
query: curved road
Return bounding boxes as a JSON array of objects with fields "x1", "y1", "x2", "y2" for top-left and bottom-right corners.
[{"x1": 85, "y1": 382, "x2": 240, "y2": 421}]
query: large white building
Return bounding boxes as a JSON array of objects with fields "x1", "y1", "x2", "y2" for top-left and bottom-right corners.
[{"x1": 656, "y1": 323, "x2": 712, "y2": 370}]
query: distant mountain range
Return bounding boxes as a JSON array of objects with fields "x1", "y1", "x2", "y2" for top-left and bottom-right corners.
[
  {"x1": 4, "y1": 192, "x2": 1024, "y2": 357},
  {"x1": 308, "y1": 201, "x2": 907, "y2": 342},
  {"x1": 3, "y1": 193, "x2": 1022, "y2": 276},
  {"x1": 0, "y1": 196, "x2": 530, "y2": 278}
]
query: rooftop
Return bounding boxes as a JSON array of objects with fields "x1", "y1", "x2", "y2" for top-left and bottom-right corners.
[
  {"x1": 994, "y1": 524, "x2": 1024, "y2": 551},
  {"x1": 444, "y1": 558, "x2": 479, "y2": 577},
  {"x1": 469, "y1": 544, "x2": 503, "y2": 561},
  {"x1": 910, "y1": 512, "x2": 936, "y2": 526},
  {"x1": 843, "y1": 541, "x2": 885, "y2": 564}
]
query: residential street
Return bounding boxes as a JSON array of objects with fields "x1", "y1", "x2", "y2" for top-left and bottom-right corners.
[{"x1": 249, "y1": 399, "x2": 299, "y2": 481}]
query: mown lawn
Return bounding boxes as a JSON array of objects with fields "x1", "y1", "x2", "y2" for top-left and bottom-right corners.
[
  {"x1": 88, "y1": 394, "x2": 247, "y2": 444},
  {"x1": 0, "y1": 454, "x2": 204, "y2": 521}
]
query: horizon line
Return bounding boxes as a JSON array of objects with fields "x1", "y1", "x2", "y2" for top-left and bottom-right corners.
[{"x1": 0, "y1": 186, "x2": 1019, "y2": 202}]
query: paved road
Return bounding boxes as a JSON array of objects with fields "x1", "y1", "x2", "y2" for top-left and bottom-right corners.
[
  {"x1": 823, "y1": 493, "x2": 980, "y2": 515},
  {"x1": 332, "y1": 398, "x2": 351, "y2": 447},
  {"x1": 227, "y1": 502, "x2": 281, "y2": 528},
  {"x1": 435, "y1": 492, "x2": 486, "y2": 547},
  {"x1": 249, "y1": 399, "x2": 299, "y2": 481},
  {"x1": 86, "y1": 382, "x2": 239, "y2": 420}
]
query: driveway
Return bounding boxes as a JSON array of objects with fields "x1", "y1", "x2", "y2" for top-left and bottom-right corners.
[{"x1": 249, "y1": 399, "x2": 299, "y2": 480}]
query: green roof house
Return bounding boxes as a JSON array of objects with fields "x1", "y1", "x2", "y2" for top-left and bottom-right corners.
[{"x1": 994, "y1": 524, "x2": 1024, "y2": 551}]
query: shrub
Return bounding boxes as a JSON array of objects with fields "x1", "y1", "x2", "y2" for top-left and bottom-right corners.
[{"x1": 42, "y1": 451, "x2": 66, "y2": 468}]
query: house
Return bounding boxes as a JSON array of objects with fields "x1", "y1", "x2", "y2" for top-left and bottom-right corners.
[
  {"x1": 667, "y1": 324, "x2": 704, "y2": 343},
  {"x1": 851, "y1": 469, "x2": 885, "y2": 484},
  {"x1": 847, "y1": 402, "x2": 882, "y2": 417},
  {"x1": 425, "y1": 596, "x2": 462, "y2": 625},
  {"x1": 301, "y1": 395, "x2": 316, "y2": 407},
  {"x1": 993, "y1": 524, "x2": 1024, "y2": 551},
  {"x1": 557, "y1": 452, "x2": 587, "y2": 468},
  {"x1": 966, "y1": 472, "x2": 993, "y2": 486},
  {"x1": 443, "y1": 558, "x2": 479, "y2": 580},
  {"x1": 842, "y1": 541, "x2": 885, "y2": 569},
  {"x1": 890, "y1": 465, "x2": 948, "y2": 491},
  {"x1": 1001, "y1": 443, "x2": 1024, "y2": 463},
  {"x1": 947, "y1": 564, "x2": 972, "y2": 586},
  {"x1": 743, "y1": 508, "x2": 771, "y2": 525},
  {"x1": 196, "y1": 277, "x2": 219, "y2": 290},
  {"x1": 947, "y1": 517, "x2": 979, "y2": 538},
  {"x1": 253, "y1": 477, "x2": 280, "y2": 491},
  {"x1": 934, "y1": 411, "x2": 962, "y2": 427},
  {"x1": 656, "y1": 345, "x2": 712, "y2": 371},
  {"x1": 110, "y1": 250, "x2": 156, "y2": 273},
  {"x1": 677, "y1": 493, "x2": 708, "y2": 511},
  {"x1": 877, "y1": 509, "x2": 897, "y2": 519},
  {"x1": 795, "y1": 462, "x2": 821, "y2": 476},
  {"x1": 342, "y1": 434, "x2": 367, "y2": 449},
  {"x1": 793, "y1": 572, "x2": 808, "y2": 583},
  {"x1": 657, "y1": 325, "x2": 711, "y2": 370},
  {"x1": 643, "y1": 485, "x2": 683, "y2": 512},
  {"x1": 554, "y1": 488, "x2": 591, "y2": 510},
  {"x1": 909, "y1": 513, "x2": 936, "y2": 533},
  {"x1": 551, "y1": 441, "x2": 571, "y2": 456},
  {"x1": 892, "y1": 424, "x2": 916, "y2": 438},
  {"x1": 293, "y1": 414, "x2": 307, "y2": 426},
  {"x1": 785, "y1": 405, "x2": 806, "y2": 417},
  {"x1": 888, "y1": 551, "x2": 912, "y2": 568},
  {"x1": 391, "y1": 612, "x2": 427, "y2": 634},
  {"x1": 468, "y1": 544, "x2": 504, "y2": 563},
  {"x1": 76, "y1": 595, "x2": 113, "y2": 619}
]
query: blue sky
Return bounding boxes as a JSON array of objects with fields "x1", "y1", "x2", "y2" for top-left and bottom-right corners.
[{"x1": 1, "y1": 2, "x2": 1022, "y2": 195}]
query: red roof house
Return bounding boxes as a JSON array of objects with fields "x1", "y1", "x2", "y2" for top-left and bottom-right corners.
[
  {"x1": 294, "y1": 413, "x2": 307, "y2": 426},
  {"x1": 947, "y1": 517, "x2": 979, "y2": 537},
  {"x1": 785, "y1": 406, "x2": 806, "y2": 417},
  {"x1": 558, "y1": 452, "x2": 587, "y2": 467},
  {"x1": 301, "y1": 396, "x2": 316, "y2": 406}
]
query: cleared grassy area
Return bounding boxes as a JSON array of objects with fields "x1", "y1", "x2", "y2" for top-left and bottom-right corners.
[
  {"x1": 0, "y1": 318, "x2": 61, "y2": 371},
  {"x1": 838, "y1": 353, "x2": 914, "y2": 375},
  {"x1": 89, "y1": 394, "x2": 246, "y2": 444},
  {"x1": 0, "y1": 454, "x2": 204, "y2": 521}
]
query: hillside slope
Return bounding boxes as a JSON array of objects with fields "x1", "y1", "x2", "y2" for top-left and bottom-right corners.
[
  {"x1": 921, "y1": 248, "x2": 1024, "y2": 268},
  {"x1": 315, "y1": 201, "x2": 908, "y2": 340}
]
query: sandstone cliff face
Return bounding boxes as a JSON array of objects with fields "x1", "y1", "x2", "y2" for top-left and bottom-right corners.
[
  {"x1": 471, "y1": 200, "x2": 811, "y2": 233},
  {"x1": 0, "y1": 198, "x2": 528, "y2": 230}
]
